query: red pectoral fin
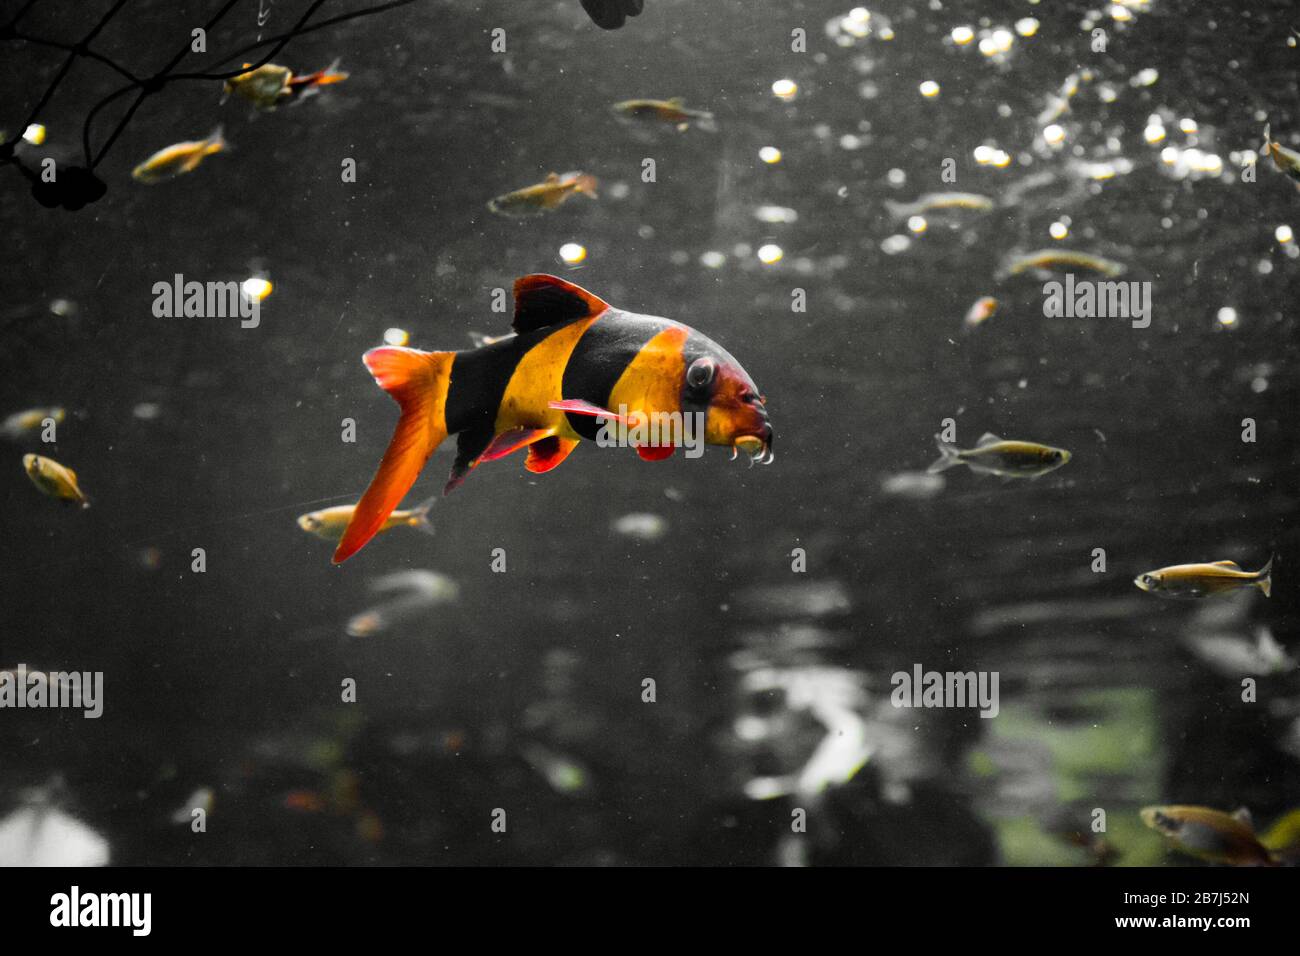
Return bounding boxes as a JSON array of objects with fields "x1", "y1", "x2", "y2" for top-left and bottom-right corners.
[
  {"x1": 526, "y1": 436, "x2": 579, "y2": 473},
  {"x1": 636, "y1": 444, "x2": 675, "y2": 461},
  {"x1": 478, "y1": 427, "x2": 555, "y2": 463},
  {"x1": 548, "y1": 399, "x2": 626, "y2": 422}
]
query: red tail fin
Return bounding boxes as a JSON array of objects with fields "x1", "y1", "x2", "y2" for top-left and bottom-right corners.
[{"x1": 333, "y1": 348, "x2": 453, "y2": 563}]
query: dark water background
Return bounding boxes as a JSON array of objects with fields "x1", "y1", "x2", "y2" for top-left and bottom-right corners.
[{"x1": 1, "y1": 0, "x2": 1298, "y2": 865}]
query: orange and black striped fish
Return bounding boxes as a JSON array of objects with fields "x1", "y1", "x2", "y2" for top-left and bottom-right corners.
[{"x1": 332, "y1": 274, "x2": 773, "y2": 563}]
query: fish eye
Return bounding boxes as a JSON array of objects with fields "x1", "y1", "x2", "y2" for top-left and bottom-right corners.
[{"x1": 686, "y1": 357, "x2": 716, "y2": 390}]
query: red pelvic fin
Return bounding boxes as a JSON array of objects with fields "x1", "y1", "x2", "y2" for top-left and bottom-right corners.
[
  {"x1": 478, "y1": 427, "x2": 555, "y2": 463},
  {"x1": 443, "y1": 465, "x2": 472, "y2": 496},
  {"x1": 525, "y1": 436, "x2": 579, "y2": 474},
  {"x1": 333, "y1": 348, "x2": 452, "y2": 563},
  {"x1": 548, "y1": 399, "x2": 626, "y2": 422},
  {"x1": 635, "y1": 444, "x2": 675, "y2": 462}
]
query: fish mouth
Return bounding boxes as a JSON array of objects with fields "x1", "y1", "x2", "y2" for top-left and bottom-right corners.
[
  {"x1": 1133, "y1": 576, "x2": 1151, "y2": 591},
  {"x1": 731, "y1": 425, "x2": 774, "y2": 467}
]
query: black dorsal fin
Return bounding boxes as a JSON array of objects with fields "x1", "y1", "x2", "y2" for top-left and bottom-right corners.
[{"x1": 512, "y1": 274, "x2": 611, "y2": 333}]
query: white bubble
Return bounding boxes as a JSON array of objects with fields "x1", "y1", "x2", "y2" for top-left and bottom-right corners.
[
  {"x1": 383, "y1": 327, "x2": 409, "y2": 346},
  {"x1": 241, "y1": 277, "x2": 272, "y2": 302},
  {"x1": 772, "y1": 78, "x2": 798, "y2": 100},
  {"x1": 1043, "y1": 124, "x2": 1065, "y2": 145},
  {"x1": 880, "y1": 234, "x2": 911, "y2": 254},
  {"x1": 951, "y1": 26, "x2": 974, "y2": 45},
  {"x1": 755, "y1": 205, "x2": 798, "y2": 224},
  {"x1": 559, "y1": 243, "x2": 587, "y2": 264},
  {"x1": 919, "y1": 80, "x2": 940, "y2": 98},
  {"x1": 974, "y1": 145, "x2": 1011, "y2": 167},
  {"x1": 1216, "y1": 307, "x2": 1237, "y2": 328},
  {"x1": 1275, "y1": 225, "x2": 1293, "y2": 244},
  {"x1": 1049, "y1": 221, "x2": 1069, "y2": 240},
  {"x1": 907, "y1": 215, "x2": 927, "y2": 234},
  {"x1": 759, "y1": 146, "x2": 782, "y2": 164},
  {"x1": 757, "y1": 244, "x2": 784, "y2": 264}
]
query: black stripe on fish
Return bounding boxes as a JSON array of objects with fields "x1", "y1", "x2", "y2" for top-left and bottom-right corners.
[{"x1": 560, "y1": 311, "x2": 677, "y2": 439}]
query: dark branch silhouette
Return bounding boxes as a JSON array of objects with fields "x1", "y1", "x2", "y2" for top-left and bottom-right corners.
[
  {"x1": 1, "y1": 0, "x2": 420, "y2": 210},
  {"x1": 580, "y1": 0, "x2": 644, "y2": 30}
]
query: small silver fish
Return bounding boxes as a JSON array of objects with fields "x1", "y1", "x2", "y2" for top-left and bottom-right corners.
[
  {"x1": 928, "y1": 432, "x2": 1071, "y2": 479},
  {"x1": 884, "y1": 192, "x2": 994, "y2": 221},
  {"x1": 1135, "y1": 557, "x2": 1274, "y2": 600},
  {"x1": 1262, "y1": 123, "x2": 1300, "y2": 183},
  {"x1": 1, "y1": 407, "x2": 64, "y2": 441}
]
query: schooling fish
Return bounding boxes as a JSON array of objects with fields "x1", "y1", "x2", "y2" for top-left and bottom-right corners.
[
  {"x1": 997, "y1": 248, "x2": 1126, "y2": 280},
  {"x1": 487, "y1": 172, "x2": 598, "y2": 217},
  {"x1": 884, "y1": 192, "x2": 994, "y2": 221},
  {"x1": 223, "y1": 59, "x2": 349, "y2": 109},
  {"x1": 612, "y1": 98, "x2": 716, "y2": 132},
  {"x1": 1260, "y1": 807, "x2": 1300, "y2": 862},
  {"x1": 1261, "y1": 123, "x2": 1300, "y2": 183},
  {"x1": 1140, "y1": 805, "x2": 1276, "y2": 866},
  {"x1": 331, "y1": 274, "x2": 773, "y2": 562},
  {"x1": 132, "y1": 127, "x2": 228, "y2": 183},
  {"x1": 962, "y1": 296, "x2": 997, "y2": 331},
  {"x1": 928, "y1": 433, "x2": 1070, "y2": 479},
  {"x1": 298, "y1": 498, "x2": 435, "y2": 542},
  {"x1": 1, "y1": 407, "x2": 64, "y2": 441},
  {"x1": 1135, "y1": 556, "x2": 1274, "y2": 599},
  {"x1": 22, "y1": 453, "x2": 88, "y2": 507}
]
